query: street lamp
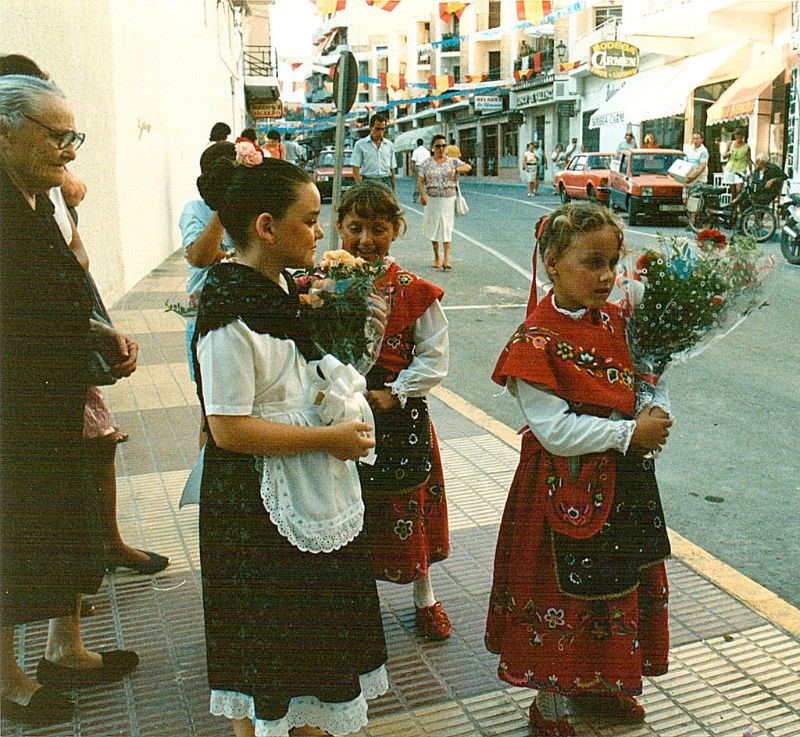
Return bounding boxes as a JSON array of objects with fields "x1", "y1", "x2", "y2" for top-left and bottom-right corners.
[{"x1": 555, "y1": 40, "x2": 568, "y2": 63}]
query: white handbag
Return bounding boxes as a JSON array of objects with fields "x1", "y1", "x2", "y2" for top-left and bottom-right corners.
[{"x1": 455, "y1": 183, "x2": 469, "y2": 216}]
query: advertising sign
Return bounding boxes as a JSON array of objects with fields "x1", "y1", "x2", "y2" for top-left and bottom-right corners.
[
  {"x1": 474, "y1": 95, "x2": 503, "y2": 112},
  {"x1": 251, "y1": 99, "x2": 284, "y2": 119},
  {"x1": 589, "y1": 40, "x2": 639, "y2": 79}
]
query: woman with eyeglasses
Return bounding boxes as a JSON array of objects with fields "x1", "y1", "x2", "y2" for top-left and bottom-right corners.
[
  {"x1": 0, "y1": 75, "x2": 139, "y2": 727},
  {"x1": 417, "y1": 133, "x2": 472, "y2": 271}
]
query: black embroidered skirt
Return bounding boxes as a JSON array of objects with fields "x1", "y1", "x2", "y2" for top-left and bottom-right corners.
[{"x1": 199, "y1": 443, "x2": 387, "y2": 722}]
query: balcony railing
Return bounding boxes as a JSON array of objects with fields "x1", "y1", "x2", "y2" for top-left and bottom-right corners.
[
  {"x1": 418, "y1": 49, "x2": 432, "y2": 66},
  {"x1": 244, "y1": 45, "x2": 276, "y2": 77},
  {"x1": 513, "y1": 51, "x2": 554, "y2": 79},
  {"x1": 439, "y1": 32, "x2": 461, "y2": 52}
]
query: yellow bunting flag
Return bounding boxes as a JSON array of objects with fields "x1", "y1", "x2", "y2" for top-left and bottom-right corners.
[
  {"x1": 311, "y1": 0, "x2": 346, "y2": 14},
  {"x1": 428, "y1": 74, "x2": 455, "y2": 94},
  {"x1": 515, "y1": 0, "x2": 552, "y2": 23},
  {"x1": 439, "y1": 2, "x2": 469, "y2": 23}
]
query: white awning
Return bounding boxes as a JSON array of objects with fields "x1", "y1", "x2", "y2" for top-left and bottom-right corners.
[
  {"x1": 392, "y1": 124, "x2": 442, "y2": 153},
  {"x1": 589, "y1": 43, "x2": 745, "y2": 129}
]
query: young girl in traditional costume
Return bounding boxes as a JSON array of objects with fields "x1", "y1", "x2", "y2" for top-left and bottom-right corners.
[
  {"x1": 193, "y1": 158, "x2": 387, "y2": 737},
  {"x1": 337, "y1": 183, "x2": 453, "y2": 640},
  {"x1": 486, "y1": 203, "x2": 673, "y2": 735}
]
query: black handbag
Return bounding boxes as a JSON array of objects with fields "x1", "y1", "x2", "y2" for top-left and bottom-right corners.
[{"x1": 86, "y1": 272, "x2": 118, "y2": 387}]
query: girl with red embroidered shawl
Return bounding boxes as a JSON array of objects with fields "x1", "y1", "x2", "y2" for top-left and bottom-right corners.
[
  {"x1": 485, "y1": 203, "x2": 673, "y2": 735},
  {"x1": 338, "y1": 183, "x2": 452, "y2": 641}
]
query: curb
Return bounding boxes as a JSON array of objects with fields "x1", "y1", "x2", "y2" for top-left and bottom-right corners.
[{"x1": 430, "y1": 384, "x2": 800, "y2": 639}]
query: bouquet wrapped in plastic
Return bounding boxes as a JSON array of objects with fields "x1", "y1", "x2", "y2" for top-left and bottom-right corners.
[
  {"x1": 616, "y1": 229, "x2": 775, "y2": 411},
  {"x1": 296, "y1": 249, "x2": 389, "y2": 373}
]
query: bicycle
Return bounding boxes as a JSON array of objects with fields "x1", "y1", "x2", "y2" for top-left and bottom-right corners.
[{"x1": 686, "y1": 177, "x2": 777, "y2": 243}]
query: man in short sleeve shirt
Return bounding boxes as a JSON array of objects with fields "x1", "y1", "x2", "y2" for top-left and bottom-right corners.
[
  {"x1": 683, "y1": 131, "x2": 709, "y2": 197},
  {"x1": 352, "y1": 114, "x2": 396, "y2": 191}
]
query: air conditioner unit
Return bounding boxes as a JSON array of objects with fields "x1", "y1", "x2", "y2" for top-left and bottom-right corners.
[{"x1": 553, "y1": 78, "x2": 578, "y2": 100}]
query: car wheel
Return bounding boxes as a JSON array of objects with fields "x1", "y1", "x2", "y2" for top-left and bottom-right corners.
[
  {"x1": 587, "y1": 185, "x2": 596, "y2": 202},
  {"x1": 559, "y1": 185, "x2": 570, "y2": 204}
]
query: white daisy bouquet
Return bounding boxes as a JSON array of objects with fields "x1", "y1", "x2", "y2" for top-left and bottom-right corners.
[{"x1": 617, "y1": 230, "x2": 774, "y2": 410}]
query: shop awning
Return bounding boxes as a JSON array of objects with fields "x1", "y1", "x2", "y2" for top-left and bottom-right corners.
[
  {"x1": 589, "y1": 43, "x2": 745, "y2": 129},
  {"x1": 392, "y1": 124, "x2": 442, "y2": 153},
  {"x1": 706, "y1": 47, "x2": 786, "y2": 125}
]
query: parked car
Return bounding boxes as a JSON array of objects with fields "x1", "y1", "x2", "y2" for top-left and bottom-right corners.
[
  {"x1": 554, "y1": 152, "x2": 613, "y2": 204},
  {"x1": 313, "y1": 148, "x2": 355, "y2": 201},
  {"x1": 608, "y1": 148, "x2": 685, "y2": 225}
]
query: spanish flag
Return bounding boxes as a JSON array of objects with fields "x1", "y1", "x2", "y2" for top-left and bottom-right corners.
[
  {"x1": 515, "y1": 0, "x2": 552, "y2": 23},
  {"x1": 439, "y1": 2, "x2": 469, "y2": 23},
  {"x1": 379, "y1": 72, "x2": 406, "y2": 91},
  {"x1": 428, "y1": 74, "x2": 455, "y2": 94},
  {"x1": 366, "y1": 0, "x2": 401, "y2": 11},
  {"x1": 311, "y1": 0, "x2": 346, "y2": 13}
]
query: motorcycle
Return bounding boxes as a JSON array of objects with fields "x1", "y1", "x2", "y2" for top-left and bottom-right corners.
[{"x1": 780, "y1": 193, "x2": 800, "y2": 265}]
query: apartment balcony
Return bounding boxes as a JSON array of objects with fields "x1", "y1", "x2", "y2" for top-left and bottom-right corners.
[
  {"x1": 417, "y1": 49, "x2": 432, "y2": 67},
  {"x1": 512, "y1": 51, "x2": 554, "y2": 83},
  {"x1": 439, "y1": 32, "x2": 461, "y2": 56},
  {"x1": 243, "y1": 45, "x2": 280, "y2": 98}
]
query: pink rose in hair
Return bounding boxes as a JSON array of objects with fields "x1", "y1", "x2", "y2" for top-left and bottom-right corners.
[{"x1": 235, "y1": 141, "x2": 264, "y2": 167}]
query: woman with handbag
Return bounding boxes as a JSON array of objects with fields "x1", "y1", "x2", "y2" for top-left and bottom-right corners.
[
  {"x1": 417, "y1": 133, "x2": 471, "y2": 271},
  {"x1": 338, "y1": 183, "x2": 453, "y2": 640}
]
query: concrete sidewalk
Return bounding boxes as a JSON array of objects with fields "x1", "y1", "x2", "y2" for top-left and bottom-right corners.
[{"x1": 3, "y1": 251, "x2": 798, "y2": 737}]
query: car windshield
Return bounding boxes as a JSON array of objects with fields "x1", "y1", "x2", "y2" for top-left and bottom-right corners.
[
  {"x1": 587, "y1": 155, "x2": 611, "y2": 169},
  {"x1": 318, "y1": 151, "x2": 353, "y2": 167},
  {"x1": 630, "y1": 153, "x2": 682, "y2": 175}
]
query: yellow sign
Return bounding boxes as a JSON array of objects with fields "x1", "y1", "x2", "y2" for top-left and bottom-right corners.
[
  {"x1": 589, "y1": 41, "x2": 639, "y2": 79},
  {"x1": 250, "y1": 100, "x2": 284, "y2": 119}
]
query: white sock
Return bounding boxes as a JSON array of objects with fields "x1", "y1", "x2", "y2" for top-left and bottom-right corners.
[
  {"x1": 413, "y1": 574, "x2": 436, "y2": 608},
  {"x1": 535, "y1": 691, "x2": 570, "y2": 721}
]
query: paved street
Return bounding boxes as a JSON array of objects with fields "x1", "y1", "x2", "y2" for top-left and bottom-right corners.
[{"x1": 386, "y1": 178, "x2": 800, "y2": 610}]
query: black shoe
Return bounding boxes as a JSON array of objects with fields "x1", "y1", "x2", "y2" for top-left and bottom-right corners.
[
  {"x1": 36, "y1": 650, "x2": 139, "y2": 689},
  {"x1": 106, "y1": 550, "x2": 169, "y2": 575},
  {"x1": 1, "y1": 688, "x2": 74, "y2": 725}
]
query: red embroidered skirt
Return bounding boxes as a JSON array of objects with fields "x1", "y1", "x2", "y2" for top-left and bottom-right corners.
[
  {"x1": 485, "y1": 433, "x2": 669, "y2": 696},
  {"x1": 364, "y1": 428, "x2": 449, "y2": 584}
]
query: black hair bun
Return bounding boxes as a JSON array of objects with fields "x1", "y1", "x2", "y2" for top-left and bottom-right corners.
[{"x1": 197, "y1": 156, "x2": 236, "y2": 211}]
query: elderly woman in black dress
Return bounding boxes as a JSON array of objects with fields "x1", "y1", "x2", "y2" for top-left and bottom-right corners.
[{"x1": 0, "y1": 75, "x2": 139, "y2": 726}]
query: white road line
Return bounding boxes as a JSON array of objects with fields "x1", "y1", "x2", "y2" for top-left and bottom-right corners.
[
  {"x1": 405, "y1": 204, "x2": 538, "y2": 285},
  {"x1": 461, "y1": 190, "x2": 665, "y2": 240},
  {"x1": 443, "y1": 303, "x2": 528, "y2": 311}
]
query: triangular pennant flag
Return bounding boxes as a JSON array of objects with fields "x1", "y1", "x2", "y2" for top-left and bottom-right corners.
[
  {"x1": 428, "y1": 74, "x2": 454, "y2": 95},
  {"x1": 439, "y1": 2, "x2": 469, "y2": 23},
  {"x1": 366, "y1": 0, "x2": 401, "y2": 11},
  {"x1": 559, "y1": 60, "x2": 584, "y2": 72},
  {"x1": 310, "y1": 0, "x2": 346, "y2": 13},
  {"x1": 515, "y1": 0, "x2": 552, "y2": 23}
]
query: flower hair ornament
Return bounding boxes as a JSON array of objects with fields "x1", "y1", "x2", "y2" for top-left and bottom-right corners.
[{"x1": 234, "y1": 140, "x2": 264, "y2": 167}]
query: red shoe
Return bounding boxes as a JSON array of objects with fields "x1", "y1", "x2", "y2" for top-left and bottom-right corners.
[
  {"x1": 528, "y1": 701, "x2": 575, "y2": 736},
  {"x1": 415, "y1": 602, "x2": 451, "y2": 640},
  {"x1": 580, "y1": 692, "x2": 645, "y2": 723}
]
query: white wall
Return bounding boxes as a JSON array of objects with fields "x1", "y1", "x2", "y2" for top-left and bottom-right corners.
[{"x1": 1, "y1": 0, "x2": 246, "y2": 305}]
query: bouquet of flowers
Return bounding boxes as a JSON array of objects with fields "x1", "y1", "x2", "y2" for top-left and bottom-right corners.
[
  {"x1": 296, "y1": 249, "x2": 389, "y2": 374},
  {"x1": 617, "y1": 229, "x2": 775, "y2": 410}
]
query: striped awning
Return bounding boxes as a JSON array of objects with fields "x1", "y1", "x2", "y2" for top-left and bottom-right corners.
[{"x1": 706, "y1": 47, "x2": 786, "y2": 125}]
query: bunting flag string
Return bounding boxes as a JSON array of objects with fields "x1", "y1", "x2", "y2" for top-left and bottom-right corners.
[
  {"x1": 439, "y1": 2, "x2": 469, "y2": 23},
  {"x1": 516, "y1": 0, "x2": 553, "y2": 23},
  {"x1": 365, "y1": 0, "x2": 401, "y2": 10},
  {"x1": 309, "y1": 0, "x2": 346, "y2": 14}
]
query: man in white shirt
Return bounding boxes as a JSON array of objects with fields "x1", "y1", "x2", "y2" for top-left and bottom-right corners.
[
  {"x1": 410, "y1": 138, "x2": 430, "y2": 202},
  {"x1": 683, "y1": 131, "x2": 709, "y2": 190},
  {"x1": 617, "y1": 131, "x2": 637, "y2": 152},
  {"x1": 352, "y1": 114, "x2": 396, "y2": 191},
  {"x1": 564, "y1": 137, "x2": 578, "y2": 163},
  {"x1": 283, "y1": 133, "x2": 305, "y2": 166}
]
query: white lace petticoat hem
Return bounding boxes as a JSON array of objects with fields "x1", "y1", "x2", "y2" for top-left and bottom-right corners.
[
  {"x1": 259, "y1": 457, "x2": 364, "y2": 554},
  {"x1": 209, "y1": 665, "x2": 389, "y2": 736}
]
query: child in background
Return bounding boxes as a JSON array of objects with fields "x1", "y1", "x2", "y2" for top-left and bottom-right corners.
[
  {"x1": 337, "y1": 183, "x2": 453, "y2": 640},
  {"x1": 486, "y1": 203, "x2": 673, "y2": 735},
  {"x1": 194, "y1": 159, "x2": 386, "y2": 737}
]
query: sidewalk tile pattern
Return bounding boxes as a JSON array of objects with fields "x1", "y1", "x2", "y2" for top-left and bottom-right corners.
[{"x1": 2, "y1": 252, "x2": 798, "y2": 737}]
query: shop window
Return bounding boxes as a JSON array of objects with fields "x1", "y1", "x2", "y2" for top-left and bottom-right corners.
[
  {"x1": 594, "y1": 6, "x2": 621, "y2": 29},
  {"x1": 453, "y1": 65, "x2": 461, "y2": 82},
  {"x1": 488, "y1": 1, "x2": 501, "y2": 29},
  {"x1": 502, "y1": 124, "x2": 518, "y2": 157}
]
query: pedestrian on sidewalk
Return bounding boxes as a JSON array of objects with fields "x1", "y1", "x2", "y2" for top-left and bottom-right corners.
[
  {"x1": 410, "y1": 137, "x2": 430, "y2": 203},
  {"x1": 1, "y1": 74, "x2": 139, "y2": 727},
  {"x1": 192, "y1": 157, "x2": 387, "y2": 737},
  {"x1": 418, "y1": 133, "x2": 471, "y2": 271},
  {"x1": 337, "y1": 183, "x2": 453, "y2": 640},
  {"x1": 523, "y1": 142, "x2": 539, "y2": 197},
  {"x1": 486, "y1": 203, "x2": 673, "y2": 736}
]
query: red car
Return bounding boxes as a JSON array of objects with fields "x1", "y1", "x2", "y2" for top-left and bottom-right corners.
[
  {"x1": 313, "y1": 149, "x2": 355, "y2": 201},
  {"x1": 554, "y1": 152, "x2": 613, "y2": 204}
]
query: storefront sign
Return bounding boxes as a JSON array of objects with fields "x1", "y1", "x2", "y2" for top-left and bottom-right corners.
[
  {"x1": 474, "y1": 95, "x2": 503, "y2": 113},
  {"x1": 557, "y1": 101, "x2": 576, "y2": 117},
  {"x1": 589, "y1": 41, "x2": 639, "y2": 79},
  {"x1": 512, "y1": 86, "x2": 554, "y2": 109},
  {"x1": 250, "y1": 99, "x2": 284, "y2": 119}
]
